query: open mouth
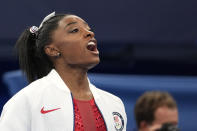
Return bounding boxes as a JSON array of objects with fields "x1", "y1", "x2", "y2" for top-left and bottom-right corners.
[{"x1": 87, "y1": 41, "x2": 97, "y2": 52}]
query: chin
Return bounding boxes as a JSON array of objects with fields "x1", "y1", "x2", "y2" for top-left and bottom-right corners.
[{"x1": 86, "y1": 59, "x2": 100, "y2": 70}]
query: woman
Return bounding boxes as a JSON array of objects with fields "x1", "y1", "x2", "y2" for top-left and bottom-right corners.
[{"x1": 0, "y1": 12, "x2": 127, "y2": 131}]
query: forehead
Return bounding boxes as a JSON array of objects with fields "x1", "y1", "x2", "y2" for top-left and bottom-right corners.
[
  {"x1": 153, "y1": 106, "x2": 178, "y2": 125},
  {"x1": 59, "y1": 15, "x2": 87, "y2": 26}
]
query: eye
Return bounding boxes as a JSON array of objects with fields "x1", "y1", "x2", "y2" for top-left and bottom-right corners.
[{"x1": 69, "y1": 28, "x2": 79, "y2": 33}]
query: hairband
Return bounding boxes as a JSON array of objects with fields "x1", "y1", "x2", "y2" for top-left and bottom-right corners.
[{"x1": 29, "y1": 12, "x2": 56, "y2": 34}]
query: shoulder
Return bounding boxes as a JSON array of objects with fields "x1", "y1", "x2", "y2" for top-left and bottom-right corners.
[
  {"x1": 98, "y1": 87, "x2": 122, "y2": 101},
  {"x1": 0, "y1": 76, "x2": 50, "y2": 130},
  {"x1": 3, "y1": 76, "x2": 47, "y2": 107},
  {"x1": 90, "y1": 83, "x2": 127, "y2": 127},
  {"x1": 90, "y1": 83, "x2": 125, "y2": 107}
]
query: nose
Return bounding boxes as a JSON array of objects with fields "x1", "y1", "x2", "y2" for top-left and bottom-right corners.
[{"x1": 84, "y1": 30, "x2": 95, "y2": 38}]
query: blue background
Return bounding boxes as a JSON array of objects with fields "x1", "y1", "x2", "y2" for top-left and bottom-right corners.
[{"x1": 0, "y1": 0, "x2": 197, "y2": 130}]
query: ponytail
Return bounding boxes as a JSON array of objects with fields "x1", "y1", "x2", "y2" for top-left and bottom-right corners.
[
  {"x1": 15, "y1": 13, "x2": 68, "y2": 83},
  {"x1": 15, "y1": 28, "x2": 53, "y2": 82},
  {"x1": 15, "y1": 29, "x2": 37, "y2": 82}
]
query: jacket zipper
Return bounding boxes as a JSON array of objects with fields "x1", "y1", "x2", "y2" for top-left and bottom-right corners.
[{"x1": 71, "y1": 93, "x2": 75, "y2": 131}]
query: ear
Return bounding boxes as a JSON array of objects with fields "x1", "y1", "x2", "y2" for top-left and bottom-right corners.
[{"x1": 44, "y1": 44, "x2": 60, "y2": 57}]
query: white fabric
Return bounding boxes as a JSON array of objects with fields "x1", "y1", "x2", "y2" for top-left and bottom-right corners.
[
  {"x1": 39, "y1": 12, "x2": 55, "y2": 29},
  {"x1": 0, "y1": 69, "x2": 127, "y2": 131}
]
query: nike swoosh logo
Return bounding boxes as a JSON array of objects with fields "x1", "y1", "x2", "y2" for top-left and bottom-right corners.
[{"x1": 41, "y1": 107, "x2": 61, "y2": 114}]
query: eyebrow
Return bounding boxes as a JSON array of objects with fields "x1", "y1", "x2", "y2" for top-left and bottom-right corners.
[{"x1": 65, "y1": 22, "x2": 77, "y2": 29}]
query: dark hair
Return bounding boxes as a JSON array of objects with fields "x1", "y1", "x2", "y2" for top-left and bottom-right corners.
[
  {"x1": 15, "y1": 14, "x2": 69, "y2": 82},
  {"x1": 134, "y1": 91, "x2": 177, "y2": 128}
]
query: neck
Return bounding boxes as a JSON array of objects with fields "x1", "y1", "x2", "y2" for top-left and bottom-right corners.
[{"x1": 55, "y1": 64, "x2": 93, "y2": 100}]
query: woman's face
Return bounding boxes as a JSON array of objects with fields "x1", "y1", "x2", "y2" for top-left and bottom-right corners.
[{"x1": 51, "y1": 15, "x2": 100, "y2": 69}]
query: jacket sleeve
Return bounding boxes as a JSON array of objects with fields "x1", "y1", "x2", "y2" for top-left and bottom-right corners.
[
  {"x1": 120, "y1": 98, "x2": 127, "y2": 131},
  {"x1": 0, "y1": 92, "x2": 31, "y2": 131}
]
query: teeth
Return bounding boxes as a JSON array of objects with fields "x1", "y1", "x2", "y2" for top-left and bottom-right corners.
[{"x1": 88, "y1": 41, "x2": 95, "y2": 46}]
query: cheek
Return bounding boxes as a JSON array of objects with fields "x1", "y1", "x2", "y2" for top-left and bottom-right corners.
[{"x1": 59, "y1": 41, "x2": 85, "y2": 60}]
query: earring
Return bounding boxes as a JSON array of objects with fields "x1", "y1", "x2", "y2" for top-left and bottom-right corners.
[{"x1": 56, "y1": 52, "x2": 61, "y2": 57}]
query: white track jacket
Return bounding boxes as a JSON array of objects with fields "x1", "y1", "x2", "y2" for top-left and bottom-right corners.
[{"x1": 0, "y1": 69, "x2": 127, "y2": 131}]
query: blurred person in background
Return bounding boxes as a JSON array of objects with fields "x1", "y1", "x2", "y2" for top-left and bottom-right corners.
[
  {"x1": 0, "y1": 12, "x2": 127, "y2": 131},
  {"x1": 134, "y1": 91, "x2": 179, "y2": 131}
]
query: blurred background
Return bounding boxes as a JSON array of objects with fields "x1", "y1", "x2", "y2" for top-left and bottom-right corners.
[{"x1": 0, "y1": 0, "x2": 197, "y2": 130}]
